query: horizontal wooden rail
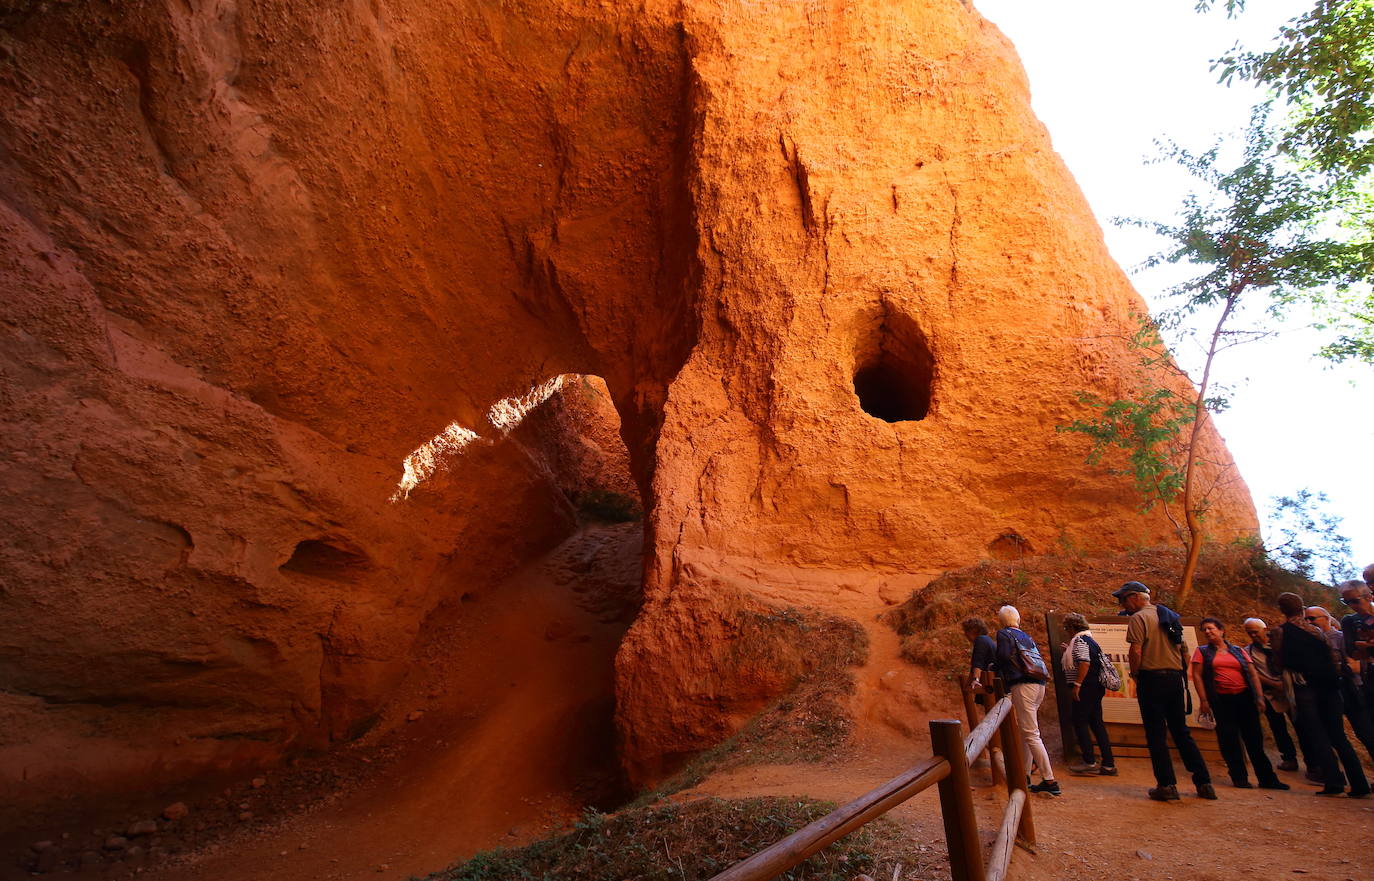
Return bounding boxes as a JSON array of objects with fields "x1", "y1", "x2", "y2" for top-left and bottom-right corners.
[
  {"x1": 707, "y1": 691, "x2": 1032, "y2": 881},
  {"x1": 706, "y1": 756, "x2": 950, "y2": 881},
  {"x1": 964, "y1": 697, "x2": 1010, "y2": 767},
  {"x1": 986, "y1": 788, "x2": 1026, "y2": 881}
]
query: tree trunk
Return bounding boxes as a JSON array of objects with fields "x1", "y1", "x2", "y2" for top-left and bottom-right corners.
[{"x1": 1176, "y1": 292, "x2": 1239, "y2": 609}]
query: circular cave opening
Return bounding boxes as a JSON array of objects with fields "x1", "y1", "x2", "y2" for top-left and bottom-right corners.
[{"x1": 853, "y1": 311, "x2": 935, "y2": 422}]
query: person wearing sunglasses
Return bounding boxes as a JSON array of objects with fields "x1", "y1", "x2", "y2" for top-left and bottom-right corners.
[{"x1": 1340, "y1": 579, "x2": 1374, "y2": 713}]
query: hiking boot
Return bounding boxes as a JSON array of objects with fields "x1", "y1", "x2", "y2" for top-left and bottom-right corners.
[
  {"x1": 1231, "y1": 780, "x2": 1253, "y2": 789},
  {"x1": 1029, "y1": 779, "x2": 1062, "y2": 797},
  {"x1": 1316, "y1": 786, "x2": 1346, "y2": 796},
  {"x1": 1147, "y1": 785, "x2": 1180, "y2": 802},
  {"x1": 1306, "y1": 768, "x2": 1326, "y2": 783},
  {"x1": 1259, "y1": 780, "x2": 1291, "y2": 791},
  {"x1": 1068, "y1": 760, "x2": 1100, "y2": 775},
  {"x1": 1349, "y1": 788, "x2": 1371, "y2": 799},
  {"x1": 1097, "y1": 765, "x2": 1118, "y2": 776},
  {"x1": 1277, "y1": 759, "x2": 1299, "y2": 772},
  {"x1": 1196, "y1": 783, "x2": 1218, "y2": 800}
]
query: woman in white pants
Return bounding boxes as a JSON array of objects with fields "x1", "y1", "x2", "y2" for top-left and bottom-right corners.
[{"x1": 994, "y1": 605, "x2": 1061, "y2": 796}]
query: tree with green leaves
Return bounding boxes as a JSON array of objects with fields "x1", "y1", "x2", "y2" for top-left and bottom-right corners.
[
  {"x1": 1266, "y1": 488, "x2": 1354, "y2": 583},
  {"x1": 1200, "y1": 0, "x2": 1374, "y2": 362},
  {"x1": 1062, "y1": 110, "x2": 1365, "y2": 608}
]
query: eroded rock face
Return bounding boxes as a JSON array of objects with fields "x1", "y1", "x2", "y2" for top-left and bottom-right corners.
[{"x1": 0, "y1": 0, "x2": 1256, "y2": 800}]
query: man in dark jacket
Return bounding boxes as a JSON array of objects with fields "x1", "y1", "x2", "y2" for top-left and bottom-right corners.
[{"x1": 1272, "y1": 591, "x2": 1369, "y2": 797}]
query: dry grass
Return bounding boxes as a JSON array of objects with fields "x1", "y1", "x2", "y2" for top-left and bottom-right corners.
[
  {"x1": 882, "y1": 541, "x2": 1328, "y2": 683},
  {"x1": 425, "y1": 796, "x2": 940, "y2": 881}
]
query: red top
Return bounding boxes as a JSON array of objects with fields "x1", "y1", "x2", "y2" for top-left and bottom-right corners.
[{"x1": 1192, "y1": 646, "x2": 1247, "y2": 694}]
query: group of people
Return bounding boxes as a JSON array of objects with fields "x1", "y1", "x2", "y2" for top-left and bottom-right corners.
[{"x1": 960, "y1": 562, "x2": 1374, "y2": 802}]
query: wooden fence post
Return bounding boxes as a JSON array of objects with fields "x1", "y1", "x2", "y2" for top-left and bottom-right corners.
[
  {"x1": 929, "y1": 719, "x2": 987, "y2": 881},
  {"x1": 994, "y1": 681, "x2": 1036, "y2": 848}
]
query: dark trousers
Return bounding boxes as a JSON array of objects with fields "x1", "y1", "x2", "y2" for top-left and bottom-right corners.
[
  {"x1": 1212, "y1": 692, "x2": 1279, "y2": 786},
  {"x1": 1137, "y1": 669, "x2": 1210, "y2": 787},
  {"x1": 1293, "y1": 683, "x2": 1370, "y2": 793},
  {"x1": 1261, "y1": 701, "x2": 1297, "y2": 762},
  {"x1": 1071, "y1": 678, "x2": 1114, "y2": 767},
  {"x1": 1340, "y1": 676, "x2": 1374, "y2": 762}
]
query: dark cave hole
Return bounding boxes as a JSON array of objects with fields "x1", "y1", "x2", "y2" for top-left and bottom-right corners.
[{"x1": 853, "y1": 310, "x2": 935, "y2": 423}]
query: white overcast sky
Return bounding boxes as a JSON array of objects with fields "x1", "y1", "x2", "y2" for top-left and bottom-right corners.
[{"x1": 974, "y1": 0, "x2": 1372, "y2": 579}]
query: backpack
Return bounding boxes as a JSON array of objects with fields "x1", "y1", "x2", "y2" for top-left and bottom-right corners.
[
  {"x1": 1008, "y1": 629, "x2": 1049, "y2": 682},
  {"x1": 1085, "y1": 634, "x2": 1122, "y2": 691}
]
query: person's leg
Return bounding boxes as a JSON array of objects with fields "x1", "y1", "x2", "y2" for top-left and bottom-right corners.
[
  {"x1": 1070, "y1": 690, "x2": 1096, "y2": 764},
  {"x1": 1263, "y1": 702, "x2": 1297, "y2": 765},
  {"x1": 1161, "y1": 673, "x2": 1212, "y2": 786},
  {"x1": 1339, "y1": 677, "x2": 1374, "y2": 762},
  {"x1": 1082, "y1": 680, "x2": 1115, "y2": 769},
  {"x1": 1234, "y1": 695, "x2": 1279, "y2": 785},
  {"x1": 1296, "y1": 685, "x2": 1345, "y2": 790},
  {"x1": 1012, "y1": 683, "x2": 1054, "y2": 781},
  {"x1": 1211, "y1": 693, "x2": 1249, "y2": 785},
  {"x1": 1317, "y1": 686, "x2": 1370, "y2": 795},
  {"x1": 1137, "y1": 673, "x2": 1176, "y2": 788}
]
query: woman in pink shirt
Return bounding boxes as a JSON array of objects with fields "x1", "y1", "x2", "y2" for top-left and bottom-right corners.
[{"x1": 1189, "y1": 617, "x2": 1289, "y2": 790}]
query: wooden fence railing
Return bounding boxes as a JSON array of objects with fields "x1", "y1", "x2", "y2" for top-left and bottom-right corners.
[{"x1": 707, "y1": 684, "x2": 1035, "y2": 881}]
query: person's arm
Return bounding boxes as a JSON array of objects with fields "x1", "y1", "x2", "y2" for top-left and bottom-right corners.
[
  {"x1": 1269, "y1": 626, "x2": 1286, "y2": 674},
  {"x1": 1247, "y1": 656, "x2": 1266, "y2": 712},
  {"x1": 1126, "y1": 615, "x2": 1143, "y2": 677},
  {"x1": 1073, "y1": 659, "x2": 1090, "y2": 699},
  {"x1": 1190, "y1": 651, "x2": 1209, "y2": 715}
]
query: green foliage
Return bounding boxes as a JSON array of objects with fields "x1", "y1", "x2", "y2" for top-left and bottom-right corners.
[
  {"x1": 425, "y1": 797, "x2": 927, "y2": 881},
  {"x1": 1265, "y1": 488, "x2": 1355, "y2": 583},
  {"x1": 1059, "y1": 386, "x2": 1192, "y2": 511},
  {"x1": 1124, "y1": 109, "x2": 1366, "y2": 317},
  {"x1": 1195, "y1": 0, "x2": 1374, "y2": 363}
]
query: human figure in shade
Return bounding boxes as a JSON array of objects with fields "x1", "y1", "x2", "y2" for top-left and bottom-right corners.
[
  {"x1": 1340, "y1": 578, "x2": 1374, "y2": 713},
  {"x1": 1271, "y1": 592, "x2": 1370, "y2": 798},
  {"x1": 1115, "y1": 581, "x2": 1215, "y2": 802},
  {"x1": 1241, "y1": 617, "x2": 1306, "y2": 774}
]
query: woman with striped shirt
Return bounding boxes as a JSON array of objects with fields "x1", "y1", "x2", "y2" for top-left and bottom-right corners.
[{"x1": 1061, "y1": 613, "x2": 1117, "y2": 776}]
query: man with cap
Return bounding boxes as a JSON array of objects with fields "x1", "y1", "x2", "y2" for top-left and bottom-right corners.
[{"x1": 1116, "y1": 580, "x2": 1216, "y2": 801}]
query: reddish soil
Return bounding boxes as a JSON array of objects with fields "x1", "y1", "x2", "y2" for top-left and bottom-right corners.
[{"x1": 3, "y1": 524, "x2": 640, "y2": 881}]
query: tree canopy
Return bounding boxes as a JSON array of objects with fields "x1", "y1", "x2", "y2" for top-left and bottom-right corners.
[{"x1": 1197, "y1": 0, "x2": 1374, "y2": 363}]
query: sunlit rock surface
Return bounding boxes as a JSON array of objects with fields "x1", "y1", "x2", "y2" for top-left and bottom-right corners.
[{"x1": 0, "y1": 0, "x2": 1256, "y2": 799}]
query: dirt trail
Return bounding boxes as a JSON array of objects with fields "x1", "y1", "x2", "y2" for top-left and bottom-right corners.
[
  {"x1": 13, "y1": 538, "x2": 1370, "y2": 881},
  {"x1": 39, "y1": 524, "x2": 639, "y2": 881}
]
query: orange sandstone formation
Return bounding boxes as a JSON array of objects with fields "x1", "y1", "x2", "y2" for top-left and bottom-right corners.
[{"x1": 0, "y1": 0, "x2": 1256, "y2": 802}]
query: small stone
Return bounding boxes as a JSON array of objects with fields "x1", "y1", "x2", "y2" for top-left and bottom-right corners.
[
  {"x1": 237, "y1": 811, "x2": 253, "y2": 822},
  {"x1": 376, "y1": 864, "x2": 389, "y2": 873},
  {"x1": 126, "y1": 846, "x2": 145, "y2": 859},
  {"x1": 31, "y1": 841, "x2": 54, "y2": 852},
  {"x1": 162, "y1": 802, "x2": 190, "y2": 822},
  {"x1": 406, "y1": 710, "x2": 424, "y2": 722},
  {"x1": 238, "y1": 802, "x2": 251, "y2": 811},
  {"x1": 251, "y1": 777, "x2": 267, "y2": 789},
  {"x1": 1136, "y1": 849, "x2": 1153, "y2": 860},
  {"x1": 104, "y1": 836, "x2": 129, "y2": 851},
  {"x1": 128, "y1": 820, "x2": 157, "y2": 837}
]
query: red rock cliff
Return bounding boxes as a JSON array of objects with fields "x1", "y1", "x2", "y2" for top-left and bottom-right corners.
[{"x1": 0, "y1": 0, "x2": 1256, "y2": 799}]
